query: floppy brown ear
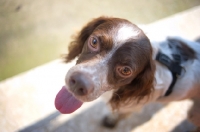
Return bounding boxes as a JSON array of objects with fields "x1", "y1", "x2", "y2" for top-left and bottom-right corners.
[
  {"x1": 65, "y1": 16, "x2": 110, "y2": 62},
  {"x1": 110, "y1": 56, "x2": 155, "y2": 110}
]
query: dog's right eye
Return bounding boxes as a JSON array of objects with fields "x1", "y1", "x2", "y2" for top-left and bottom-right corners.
[{"x1": 88, "y1": 37, "x2": 100, "y2": 51}]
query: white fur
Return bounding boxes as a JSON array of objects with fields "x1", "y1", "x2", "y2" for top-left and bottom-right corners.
[
  {"x1": 114, "y1": 25, "x2": 140, "y2": 44},
  {"x1": 156, "y1": 37, "x2": 200, "y2": 102},
  {"x1": 65, "y1": 54, "x2": 113, "y2": 102}
]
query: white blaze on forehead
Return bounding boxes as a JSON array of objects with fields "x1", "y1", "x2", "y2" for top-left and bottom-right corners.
[{"x1": 115, "y1": 24, "x2": 140, "y2": 44}]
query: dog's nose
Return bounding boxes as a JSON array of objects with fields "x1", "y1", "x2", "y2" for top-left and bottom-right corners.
[{"x1": 68, "y1": 72, "x2": 94, "y2": 96}]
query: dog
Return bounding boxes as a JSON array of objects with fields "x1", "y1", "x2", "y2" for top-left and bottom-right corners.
[{"x1": 55, "y1": 16, "x2": 200, "y2": 128}]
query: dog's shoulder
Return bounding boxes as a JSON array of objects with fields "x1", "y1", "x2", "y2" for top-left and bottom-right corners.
[{"x1": 158, "y1": 37, "x2": 198, "y2": 64}]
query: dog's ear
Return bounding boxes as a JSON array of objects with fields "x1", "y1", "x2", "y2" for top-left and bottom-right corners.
[
  {"x1": 65, "y1": 16, "x2": 110, "y2": 62},
  {"x1": 110, "y1": 52, "x2": 155, "y2": 110}
]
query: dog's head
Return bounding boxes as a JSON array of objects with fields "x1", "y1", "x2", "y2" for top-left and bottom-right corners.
[{"x1": 61, "y1": 17, "x2": 155, "y2": 111}]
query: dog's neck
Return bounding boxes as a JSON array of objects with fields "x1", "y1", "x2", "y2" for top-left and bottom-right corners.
[{"x1": 151, "y1": 40, "x2": 173, "y2": 97}]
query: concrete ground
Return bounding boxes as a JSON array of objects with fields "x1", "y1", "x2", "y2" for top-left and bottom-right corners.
[{"x1": 0, "y1": 5, "x2": 200, "y2": 132}]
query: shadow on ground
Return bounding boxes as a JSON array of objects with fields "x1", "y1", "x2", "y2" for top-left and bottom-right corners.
[
  {"x1": 18, "y1": 101, "x2": 195, "y2": 132},
  {"x1": 172, "y1": 119, "x2": 196, "y2": 132}
]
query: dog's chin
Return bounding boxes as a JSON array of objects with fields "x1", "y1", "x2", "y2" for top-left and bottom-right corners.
[
  {"x1": 70, "y1": 89, "x2": 107, "y2": 102},
  {"x1": 73, "y1": 93, "x2": 101, "y2": 102},
  {"x1": 78, "y1": 97, "x2": 96, "y2": 102}
]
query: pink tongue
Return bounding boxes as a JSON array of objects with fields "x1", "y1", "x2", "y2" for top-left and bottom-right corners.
[{"x1": 55, "y1": 86, "x2": 83, "y2": 114}]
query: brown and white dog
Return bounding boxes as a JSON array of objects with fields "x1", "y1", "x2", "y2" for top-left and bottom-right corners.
[{"x1": 55, "y1": 17, "x2": 200, "y2": 128}]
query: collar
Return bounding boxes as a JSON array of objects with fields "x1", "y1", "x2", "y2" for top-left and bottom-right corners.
[{"x1": 156, "y1": 51, "x2": 182, "y2": 96}]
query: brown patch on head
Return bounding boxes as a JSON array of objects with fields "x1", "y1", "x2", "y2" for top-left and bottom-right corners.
[
  {"x1": 64, "y1": 16, "x2": 112, "y2": 62},
  {"x1": 64, "y1": 16, "x2": 133, "y2": 63},
  {"x1": 108, "y1": 32, "x2": 155, "y2": 110}
]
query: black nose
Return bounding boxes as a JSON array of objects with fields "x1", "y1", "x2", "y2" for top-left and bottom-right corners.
[{"x1": 68, "y1": 72, "x2": 94, "y2": 96}]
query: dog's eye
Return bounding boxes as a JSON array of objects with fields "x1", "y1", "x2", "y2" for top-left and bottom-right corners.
[
  {"x1": 90, "y1": 37, "x2": 98, "y2": 49},
  {"x1": 88, "y1": 36, "x2": 100, "y2": 52},
  {"x1": 91, "y1": 38, "x2": 97, "y2": 47},
  {"x1": 117, "y1": 66, "x2": 132, "y2": 77}
]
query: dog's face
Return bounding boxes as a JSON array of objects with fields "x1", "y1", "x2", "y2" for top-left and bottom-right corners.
[{"x1": 65, "y1": 17, "x2": 155, "y2": 108}]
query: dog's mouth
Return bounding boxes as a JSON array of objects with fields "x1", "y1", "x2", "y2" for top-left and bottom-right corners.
[{"x1": 55, "y1": 86, "x2": 83, "y2": 114}]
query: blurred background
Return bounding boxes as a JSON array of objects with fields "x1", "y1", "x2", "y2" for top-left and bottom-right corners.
[{"x1": 1, "y1": 0, "x2": 200, "y2": 81}]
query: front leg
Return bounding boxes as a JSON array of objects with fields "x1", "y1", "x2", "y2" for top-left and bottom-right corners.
[
  {"x1": 100, "y1": 90, "x2": 147, "y2": 128},
  {"x1": 102, "y1": 111, "x2": 131, "y2": 128}
]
